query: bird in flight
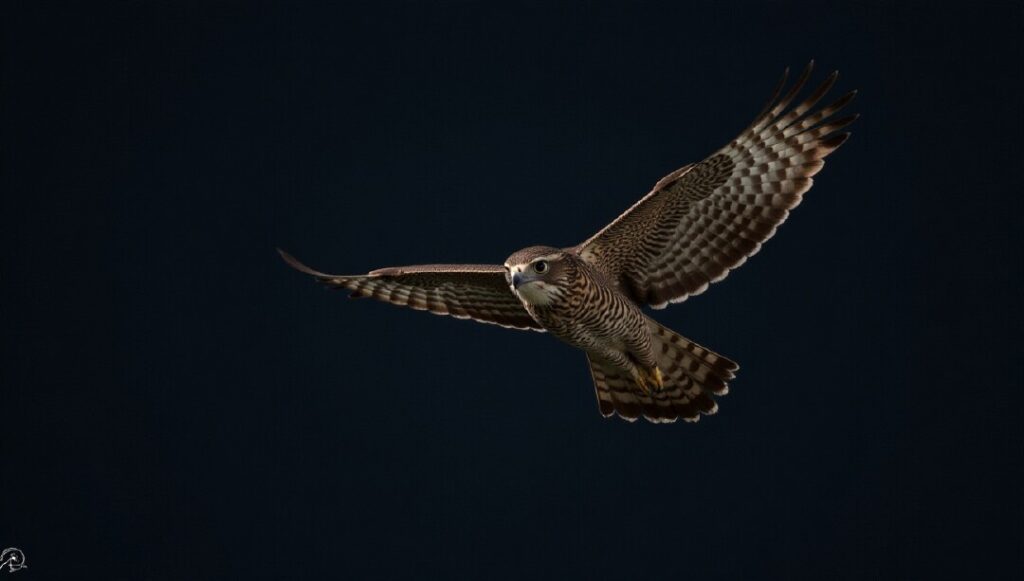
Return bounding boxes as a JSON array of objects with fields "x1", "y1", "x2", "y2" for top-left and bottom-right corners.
[{"x1": 281, "y1": 62, "x2": 856, "y2": 424}]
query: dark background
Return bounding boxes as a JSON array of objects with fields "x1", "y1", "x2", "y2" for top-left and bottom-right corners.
[{"x1": 2, "y1": 1, "x2": 1022, "y2": 579}]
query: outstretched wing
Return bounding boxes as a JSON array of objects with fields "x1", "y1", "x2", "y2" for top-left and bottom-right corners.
[
  {"x1": 573, "y1": 62, "x2": 857, "y2": 308},
  {"x1": 279, "y1": 249, "x2": 542, "y2": 331}
]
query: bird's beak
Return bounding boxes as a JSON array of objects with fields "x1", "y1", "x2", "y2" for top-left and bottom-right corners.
[{"x1": 511, "y1": 272, "x2": 538, "y2": 289}]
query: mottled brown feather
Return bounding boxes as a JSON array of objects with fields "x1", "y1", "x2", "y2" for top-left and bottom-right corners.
[
  {"x1": 573, "y1": 62, "x2": 857, "y2": 308},
  {"x1": 278, "y1": 249, "x2": 543, "y2": 331},
  {"x1": 587, "y1": 319, "x2": 738, "y2": 424}
]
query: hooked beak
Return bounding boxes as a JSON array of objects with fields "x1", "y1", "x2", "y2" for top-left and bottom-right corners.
[{"x1": 511, "y1": 271, "x2": 538, "y2": 290}]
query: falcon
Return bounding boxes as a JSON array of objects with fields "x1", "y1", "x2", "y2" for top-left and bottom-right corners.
[{"x1": 281, "y1": 62, "x2": 856, "y2": 424}]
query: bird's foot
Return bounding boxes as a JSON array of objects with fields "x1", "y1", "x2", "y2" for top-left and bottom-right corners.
[
  {"x1": 632, "y1": 366, "x2": 665, "y2": 393},
  {"x1": 650, "y1": 366, "x2": 665, "y2": 390},
  {"x1": 630, "y1": 367, "x2": 650, "y2": 394}
]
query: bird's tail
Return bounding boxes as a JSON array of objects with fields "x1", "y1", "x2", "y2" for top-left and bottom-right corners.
[{"x1": 587, "y1": 319, "x2": 738, "y2": 424}]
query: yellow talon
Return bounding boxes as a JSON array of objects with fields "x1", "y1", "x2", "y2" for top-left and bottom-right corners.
[
  {"x1": 651, "y1": 366, "x2": 665, "y2": 390},
  {"x1": 631, "y1": 367, "x2": 651, "y2": 394},
  {"x1": 632, "y1": 366, "x2": 664, "y2": 393}
]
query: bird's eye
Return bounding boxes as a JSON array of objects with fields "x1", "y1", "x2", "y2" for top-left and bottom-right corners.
[{"x1": 534, "y1": 260, "x2": 548, "y2": 273}]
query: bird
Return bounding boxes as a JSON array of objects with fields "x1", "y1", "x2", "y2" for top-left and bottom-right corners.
[{"x1": 280, "y1": 61, "x2": 856, "y2": 424}]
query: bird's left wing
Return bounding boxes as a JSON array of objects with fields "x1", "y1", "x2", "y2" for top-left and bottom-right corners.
[
  {"x1": 572, "y1": 62, "x2": 857, "y2": 308},
  {"x1": 279, "y1": 249, "x2": 543, "y2": 331}
]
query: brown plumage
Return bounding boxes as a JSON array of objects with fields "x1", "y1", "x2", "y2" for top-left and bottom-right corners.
[{"x1": 281, "y1": 62, "x2": 856, "y2": 424}]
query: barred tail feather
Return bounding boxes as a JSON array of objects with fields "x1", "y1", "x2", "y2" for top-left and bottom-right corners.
[{"x1": 587, "y1": 320, "x2": 738, "y2": 424}]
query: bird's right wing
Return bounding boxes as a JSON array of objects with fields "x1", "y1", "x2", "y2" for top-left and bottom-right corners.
[{"x1": 279, "y1": 249, "x2": 543, "y2": 332}]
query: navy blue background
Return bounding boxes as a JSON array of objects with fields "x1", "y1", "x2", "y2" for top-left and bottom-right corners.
[{"x1": 3, "y1": 2, "x2": 1022, "y2": 579}]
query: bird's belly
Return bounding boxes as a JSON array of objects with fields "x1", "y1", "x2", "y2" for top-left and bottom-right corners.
[{"x1": 536, "y1": 308, "x2": 633, "y2": 353}]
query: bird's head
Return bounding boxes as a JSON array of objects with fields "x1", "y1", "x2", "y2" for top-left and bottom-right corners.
[{"x1": 504, "y1": 246, "x2": 574, "y2": 306}]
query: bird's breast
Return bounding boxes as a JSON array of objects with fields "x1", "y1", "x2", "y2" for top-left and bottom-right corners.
[{"x1": 526, "y1": 279, "x2": 643, "y2": 352}]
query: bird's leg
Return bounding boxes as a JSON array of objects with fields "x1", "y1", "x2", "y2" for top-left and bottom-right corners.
[{"x1": 597, "y1": 349, "x2": 662, "y2": 394}]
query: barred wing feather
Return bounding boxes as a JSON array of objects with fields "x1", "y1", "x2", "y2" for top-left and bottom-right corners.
[
  {"x1": 279, "y1": 250, "x2": 543, "y2": 331},
  {"x1": 574, "y1": 62, "x2": 857, "y2": 308}
]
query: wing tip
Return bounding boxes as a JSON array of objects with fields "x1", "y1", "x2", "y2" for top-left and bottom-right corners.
[
  {"x1": 277, "y1": 247, "x2": 312, "y2": 273},
  {"x1": 820, "y1": 131, "x2": 852, "y2": 152},
  {"x1": 276, "y1": 248, "x2": 339, "y2": 281}
]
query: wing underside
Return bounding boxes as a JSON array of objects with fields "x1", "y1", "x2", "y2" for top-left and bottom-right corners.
[
  {"x1": 574, "y1": 61, "x2": 857, "y2": 308},
  {"x1": 279, "y1": 249, "x2": 543, "y2": 331}
]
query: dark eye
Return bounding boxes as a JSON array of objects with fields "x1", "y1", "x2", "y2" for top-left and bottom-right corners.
[{"x1": 534, "y1": 260, "x2": 548, "y2": 273}]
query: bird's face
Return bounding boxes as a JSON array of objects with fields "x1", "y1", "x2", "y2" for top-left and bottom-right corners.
[{"x1": 504, "y1": 246, "x2": 571, "y2": 306}]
